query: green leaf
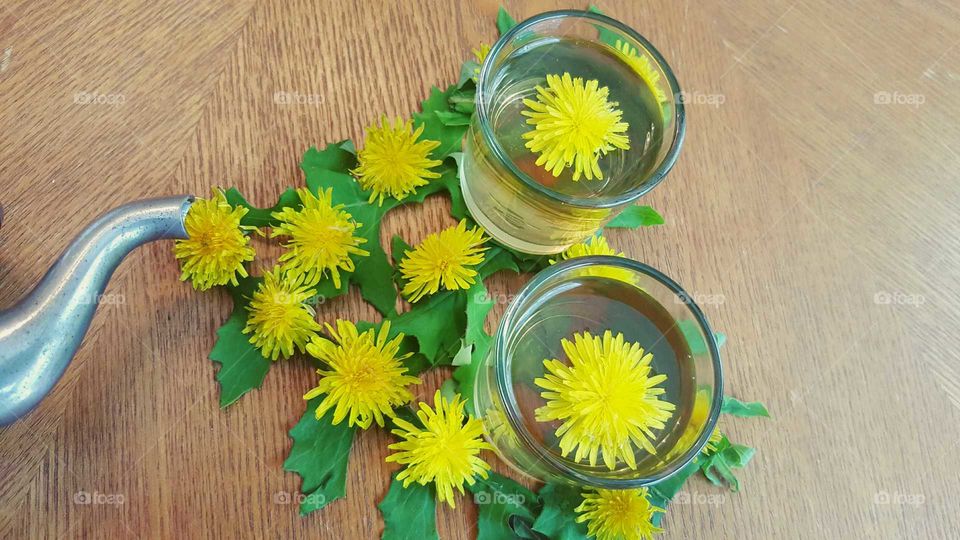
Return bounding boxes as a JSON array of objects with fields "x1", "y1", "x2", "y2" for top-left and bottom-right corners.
[
  {"x1": 452, "y1": 247, "x2": 519, "y2": 412},
  {"x1": 223, "y1": 186, "x2": 302, "y2": 228},
  {"x1": 648, "y1": 459, "x2": 700, "y2": 502},
  {"x1": 465, "y1": 280, "x2": 493, "y2": 349},
  {"x1": 678, "y1": 320, "x2": 725, "y2": 356},
  {"x1": 606, "y1": 205, "x2": 665, "y2": 228},
  {"x1": 532, "y1": 482, "x2": 590, "y2": 540},
  {"x1": 440, "y1": 156, "x2": 469, "y2": 220},
  {"x1": 435, "y1": 110, "x2": 472, "y2": 126},
  {"x1": 496, "y1": 7, "x2": 518, "y2": 35},
  {"x1": 647, "y1": 459, "x2": 700, "y2": 527},
  {"x1": 478, "y1": 246, "x2": 521, "y2": 279},
  {"x1": 301, "y1": 140, "x2": 357, "y2": 174},
  {"x1": 391, "y1": 291, "x2": 468, "y2": 365},
  {"x1": 698, "y1": 436, "x2": 756, "y2": 492},
  {"x1": 414, "y1": 84, "x2": 471, "y2": 159},
  {"x1": 283, "y1": 398, "x2": 356, "y2": 515},
  {"x1": 468, "y1": 471, "x2": 538, "y2": 540},
  {"x1": 452, "y1": 333, "x2": 490, "y2": 416},
  {"x1": 586, "y1": 5, "x2": 622, "y2": 47},
  {"x1": 379, "y1": 474, "x2": 439, "y2": 540},
  {"x1": 210, "y1": 276, "x2": 272, "y2": 407},
  {"x1": 449, "y1": 83, "x2": 476, "y2": 114},
  {"x1": 721, "y1": 397, "x2": 770, "y2": 418}
]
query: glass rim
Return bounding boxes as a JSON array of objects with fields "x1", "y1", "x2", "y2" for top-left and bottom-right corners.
[
  {"x1": 476, "y1": 9, "x2": 687, "y2": 210},
  {"x1": 493, "y1": 256, "x2": 724, "y2": 488}
]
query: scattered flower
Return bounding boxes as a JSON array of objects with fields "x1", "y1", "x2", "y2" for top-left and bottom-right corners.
[
  {"x1": 174, "y1": 189, "x2": 256, "y2": 290},
  {"x1": 353, "y1": 116, "x2": 443, "y2": 205},
  {"x1": 386, "y1": 390, "x2": 493, "y2": 508},
  {"x1": 522, "y1": 72, "x2": 630, "y2": 181},
  {"x1": 471, "y1": 43, "x2": 491, "y2": 81},
  {"x1": 303, "y1": 320, "x2": 420, "y2": 429},
  {"x1": 271, "y1": 187, "x2": 369, "y2": 289},
  {"x1": 535, "y1": 330, "x2": 675, "y2": 470},
  {"x1": 613, "y1": 40, "x2": 667, "y2": 104},
  {"x1": 243, "y1": 267, "x2": 321, "y2": 361},
  {"x1": 575, "y1": 487, "x2": 664, "y2": 540},
  {"x1": 399, "y1": 219, "x2": 488, "y2": 302}
]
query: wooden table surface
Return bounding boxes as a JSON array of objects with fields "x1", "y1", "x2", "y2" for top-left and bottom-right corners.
[{"x1": 2, "y1": 1, "x2": 959, "y2": 538}]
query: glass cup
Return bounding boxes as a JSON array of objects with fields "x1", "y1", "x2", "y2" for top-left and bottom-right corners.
[
  {"x1": 460, "y1": 10, "x2": 685, "y2": 255},
  {"x1": 473, "y1": 256, "x2": 722, "y2": 488}
]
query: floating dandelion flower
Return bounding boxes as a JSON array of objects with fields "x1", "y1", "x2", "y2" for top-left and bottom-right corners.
[
  {"x1": 575, "y1": 487, "x2": 664, "y2": 540},
  {"x1": 522, "y1": 72, "x2": 630, "y2": 181},
  {"x1": 399, "y1": 219, "x2": 488, "y2": 302},
  {"x1": 271, "y1": 187, "x2": 369, "y2": 289},
  {"x1": 174, "y1": 189, "x2": 256, "y2": 291},
  {"x1": 242, "y1": 267, "x2": 321, "y2": 361},
  {"x1": 613, "y1": 40, "x2": 668, "y2": 104},
  {"x1": 534, "y1": 330, "x2": 675, "y2": 470},
  {"x1": 303, "y1": 320, "x2": 420, "y2": 429},
  {"x1": 353, "y1": 117, "x2": 443, "y2": 205},
  {"x1": 386, "y1": 391, "x2": 493, "y2": 508}
]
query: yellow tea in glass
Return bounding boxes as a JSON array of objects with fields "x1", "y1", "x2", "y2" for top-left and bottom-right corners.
[
  {"x1": 473, "y1": 257, "x2": 722, "y2": 487},
  {"x1": 461, "y1": 10, "x2": 685, "y2": 254}
]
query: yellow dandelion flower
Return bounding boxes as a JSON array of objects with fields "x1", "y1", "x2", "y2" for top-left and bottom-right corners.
[
  {"x1": 353, "y1": 117, "x2": 443, "y2": 205},
  {"x1": 613, "y1": 40, "x2": 668, "y2": 104},
  {"x1": 303, "y1": 320, "x2": 420, "y2": 429},
  {"x1": 242, "y1": 267, "x2": 321, "y2": 361},
  {"x1": 399, "y1": 219, "x2": 488, "y2": 302},
  {"x1": 472, "y1": 43, "x2": 491, "y2": 81},
  {"x1": 522, "y1": 72, "x2": 630, "y2": 182},
  {"x1": 549, "y1": 234, "x2": 624, "y2": 264},
  {"x1": 549, "y1": 235, "x2": 637, "y2": 284},
  {"x1": 173, "y1": 189, "x2": 256, "y2": 291},
  {"x1": 386, "y1": 390, "x2": 493, "y2": 508},
  {"x1": 575, "y1": 488, "x2": 664, "y2": 540},
  {"x1": 271, "y1": 187, "x2": 369, "y2": 289},
  {"x1": 534, "y1": 330, "x2": 675, "y2": 470}
]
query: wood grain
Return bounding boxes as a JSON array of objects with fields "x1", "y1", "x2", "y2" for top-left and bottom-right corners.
[{"x1": 2, "y1": 1, "x2": 959, "y2": 538}]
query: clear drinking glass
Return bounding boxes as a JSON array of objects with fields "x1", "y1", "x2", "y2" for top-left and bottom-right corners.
[
  {"x1": 460, "y1": 10, "x2": 685, "y2": 255},
  {"x1": 473, "y1": 257, "x2": 722, "y2": 487}
]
